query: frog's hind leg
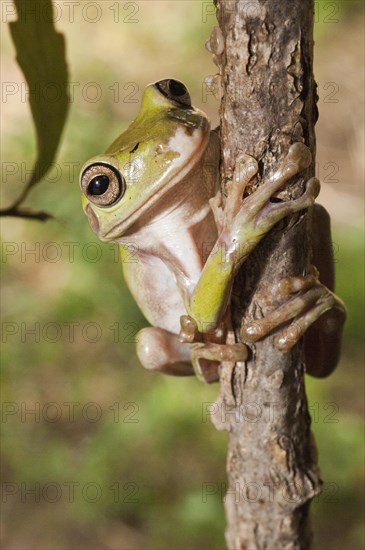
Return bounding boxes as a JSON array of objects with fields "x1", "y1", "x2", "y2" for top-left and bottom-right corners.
[
  {"x1": 137, "y1": 327, "x2": 248, "y2": 384},
  {"x1": 241, "y1": 270, "x2": 346, "y2": 377},
  {"x1": 136, "y1": 327, "x2": 194, "y2": 376}
]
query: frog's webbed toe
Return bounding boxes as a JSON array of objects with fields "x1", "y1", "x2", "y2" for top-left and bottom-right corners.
[
  {"x1": 136, "y1": 327, "x2": 194, "y2": 376},
  {"x1": 209, "y1": 191, "x2": 224, "y2": 232},
  {"x1": 241, "y1": 270, "x2": 346, "y2": 377},
  {"x1": 209, "y1": 153, "x2": 258, "y2": 233},
  {"x1": 224, "y1": 154, "x2": 258, "y2": 223},
  {"x1": 190, "y1": 342, "x2": 248, "y2": 383},
  {"x1": 232, "y1": 144, "x2": 317, "y2": 234},
  {"x1": 137, "y1": 326, "x2": 245, "y2": 383},
  {"x1": 255, "y1": 177, "x2": 320, "y2": 229}
]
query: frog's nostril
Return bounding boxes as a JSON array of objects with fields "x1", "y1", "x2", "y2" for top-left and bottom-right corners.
[{"x1": 86, "y1": 204, "x2": 99, "y2": 234}]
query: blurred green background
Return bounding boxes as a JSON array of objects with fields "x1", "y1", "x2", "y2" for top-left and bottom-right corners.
[{"x1": 1, "y1": 1, "x2": 364, "y2": 548}]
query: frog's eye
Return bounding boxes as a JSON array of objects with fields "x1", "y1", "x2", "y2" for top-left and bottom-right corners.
[
  {"x1": 155, "y1": 79, "x2": 191, "y2": 108},
  {"x1": 81, "y1": 163, "x2": 125, "y2": 207}
]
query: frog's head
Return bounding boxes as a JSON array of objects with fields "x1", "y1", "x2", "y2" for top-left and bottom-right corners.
[{"x1": 80, "y1": 79, "x2": 210, "y2": 242}]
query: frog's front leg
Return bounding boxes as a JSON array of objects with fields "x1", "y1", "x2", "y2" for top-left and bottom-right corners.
[
  {"x1": 178, "y1": 143, "x2": 318, "y2": 382},
  {"x1": 183, "y1": 142, "x2": 319, "y2": 335}
]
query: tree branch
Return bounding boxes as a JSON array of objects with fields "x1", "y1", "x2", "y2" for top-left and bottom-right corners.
[
  {"x1": 212, "y1": 1, "x2": 321, "y2": 548},
  {"x1": 0, "y1": 205, "x2": 53, "y2": 221},
  {"x1": 1, "y1": 0, "x2": 69, "y2": 222}
]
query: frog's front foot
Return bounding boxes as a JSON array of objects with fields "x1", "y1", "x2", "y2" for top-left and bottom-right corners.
[{"x1": 219, "y1": 143, "x2": 319, "y2": 265}]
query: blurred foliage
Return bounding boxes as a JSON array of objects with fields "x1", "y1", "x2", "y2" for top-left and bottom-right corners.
[
  {"x1": 1, "y1": 0, "x2": 69, "y2": 219},
  {"x1": 1, "y1": 1, "x2": 364, "y2": 549},
  {"x1": 9, "y1": 0, "x2": 69, "y2": 186}
]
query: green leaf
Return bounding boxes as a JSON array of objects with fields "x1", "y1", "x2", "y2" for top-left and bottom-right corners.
[{"x1": 9, "y1": 0, "x2": 70, "y2": 188}]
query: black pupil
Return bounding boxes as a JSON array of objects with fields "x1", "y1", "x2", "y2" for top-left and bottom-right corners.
[
  {"x1": 88, "y1": 175, "x2": 110, "y2": 196},
  {"x1": 168, "y1": 80, "x2": 186, "y2": 97}
]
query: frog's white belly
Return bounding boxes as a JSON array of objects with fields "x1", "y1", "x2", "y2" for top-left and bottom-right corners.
[
  {"x1": 123, "y1": 253, "x2": 188, "y2": 334},
  {"x1": 121, "y1": 204, "x2": 217, "y2": 334}
]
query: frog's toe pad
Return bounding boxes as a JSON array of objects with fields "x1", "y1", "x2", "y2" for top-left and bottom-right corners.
[
  {"x1": 234, "y1": 154, "x2": 258, "y2": 184},
  {"x1": 286, "y1": 143, "x2": 312, "y2": 171},
  {"x1": 305, "y1": 177, "x2": 321, "y2": 199}
]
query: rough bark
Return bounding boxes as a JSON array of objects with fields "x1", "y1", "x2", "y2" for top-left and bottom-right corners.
[{"x1": 212, "y1": 1, "x2": 321, "y2": 548}]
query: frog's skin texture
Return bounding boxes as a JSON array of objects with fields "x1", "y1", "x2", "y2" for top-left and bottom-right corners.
[{"x1": 80, "y1": 79, "x2": 346, "y2": 383}]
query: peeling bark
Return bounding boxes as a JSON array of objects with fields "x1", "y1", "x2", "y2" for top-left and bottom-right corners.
[{"x1": 212, "y1": 1, "x2": 321, "y2": 548}]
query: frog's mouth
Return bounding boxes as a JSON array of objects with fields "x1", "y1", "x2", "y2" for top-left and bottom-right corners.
[{"x1": 85, "y1": 204, "x2": 99, "y2": 234}]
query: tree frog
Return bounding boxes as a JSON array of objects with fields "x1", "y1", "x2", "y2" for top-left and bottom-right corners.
[{"x1": 80, "y1": 79, "x2": 346, "y2": 383}]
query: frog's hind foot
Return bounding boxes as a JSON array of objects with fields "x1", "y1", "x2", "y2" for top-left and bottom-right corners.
[
  {"x1": 190, "y1": 341, "x2": 248, "y2": 383},
  {"x1": 241, "y1": 270, "x2": 346, "y2": 377}
]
